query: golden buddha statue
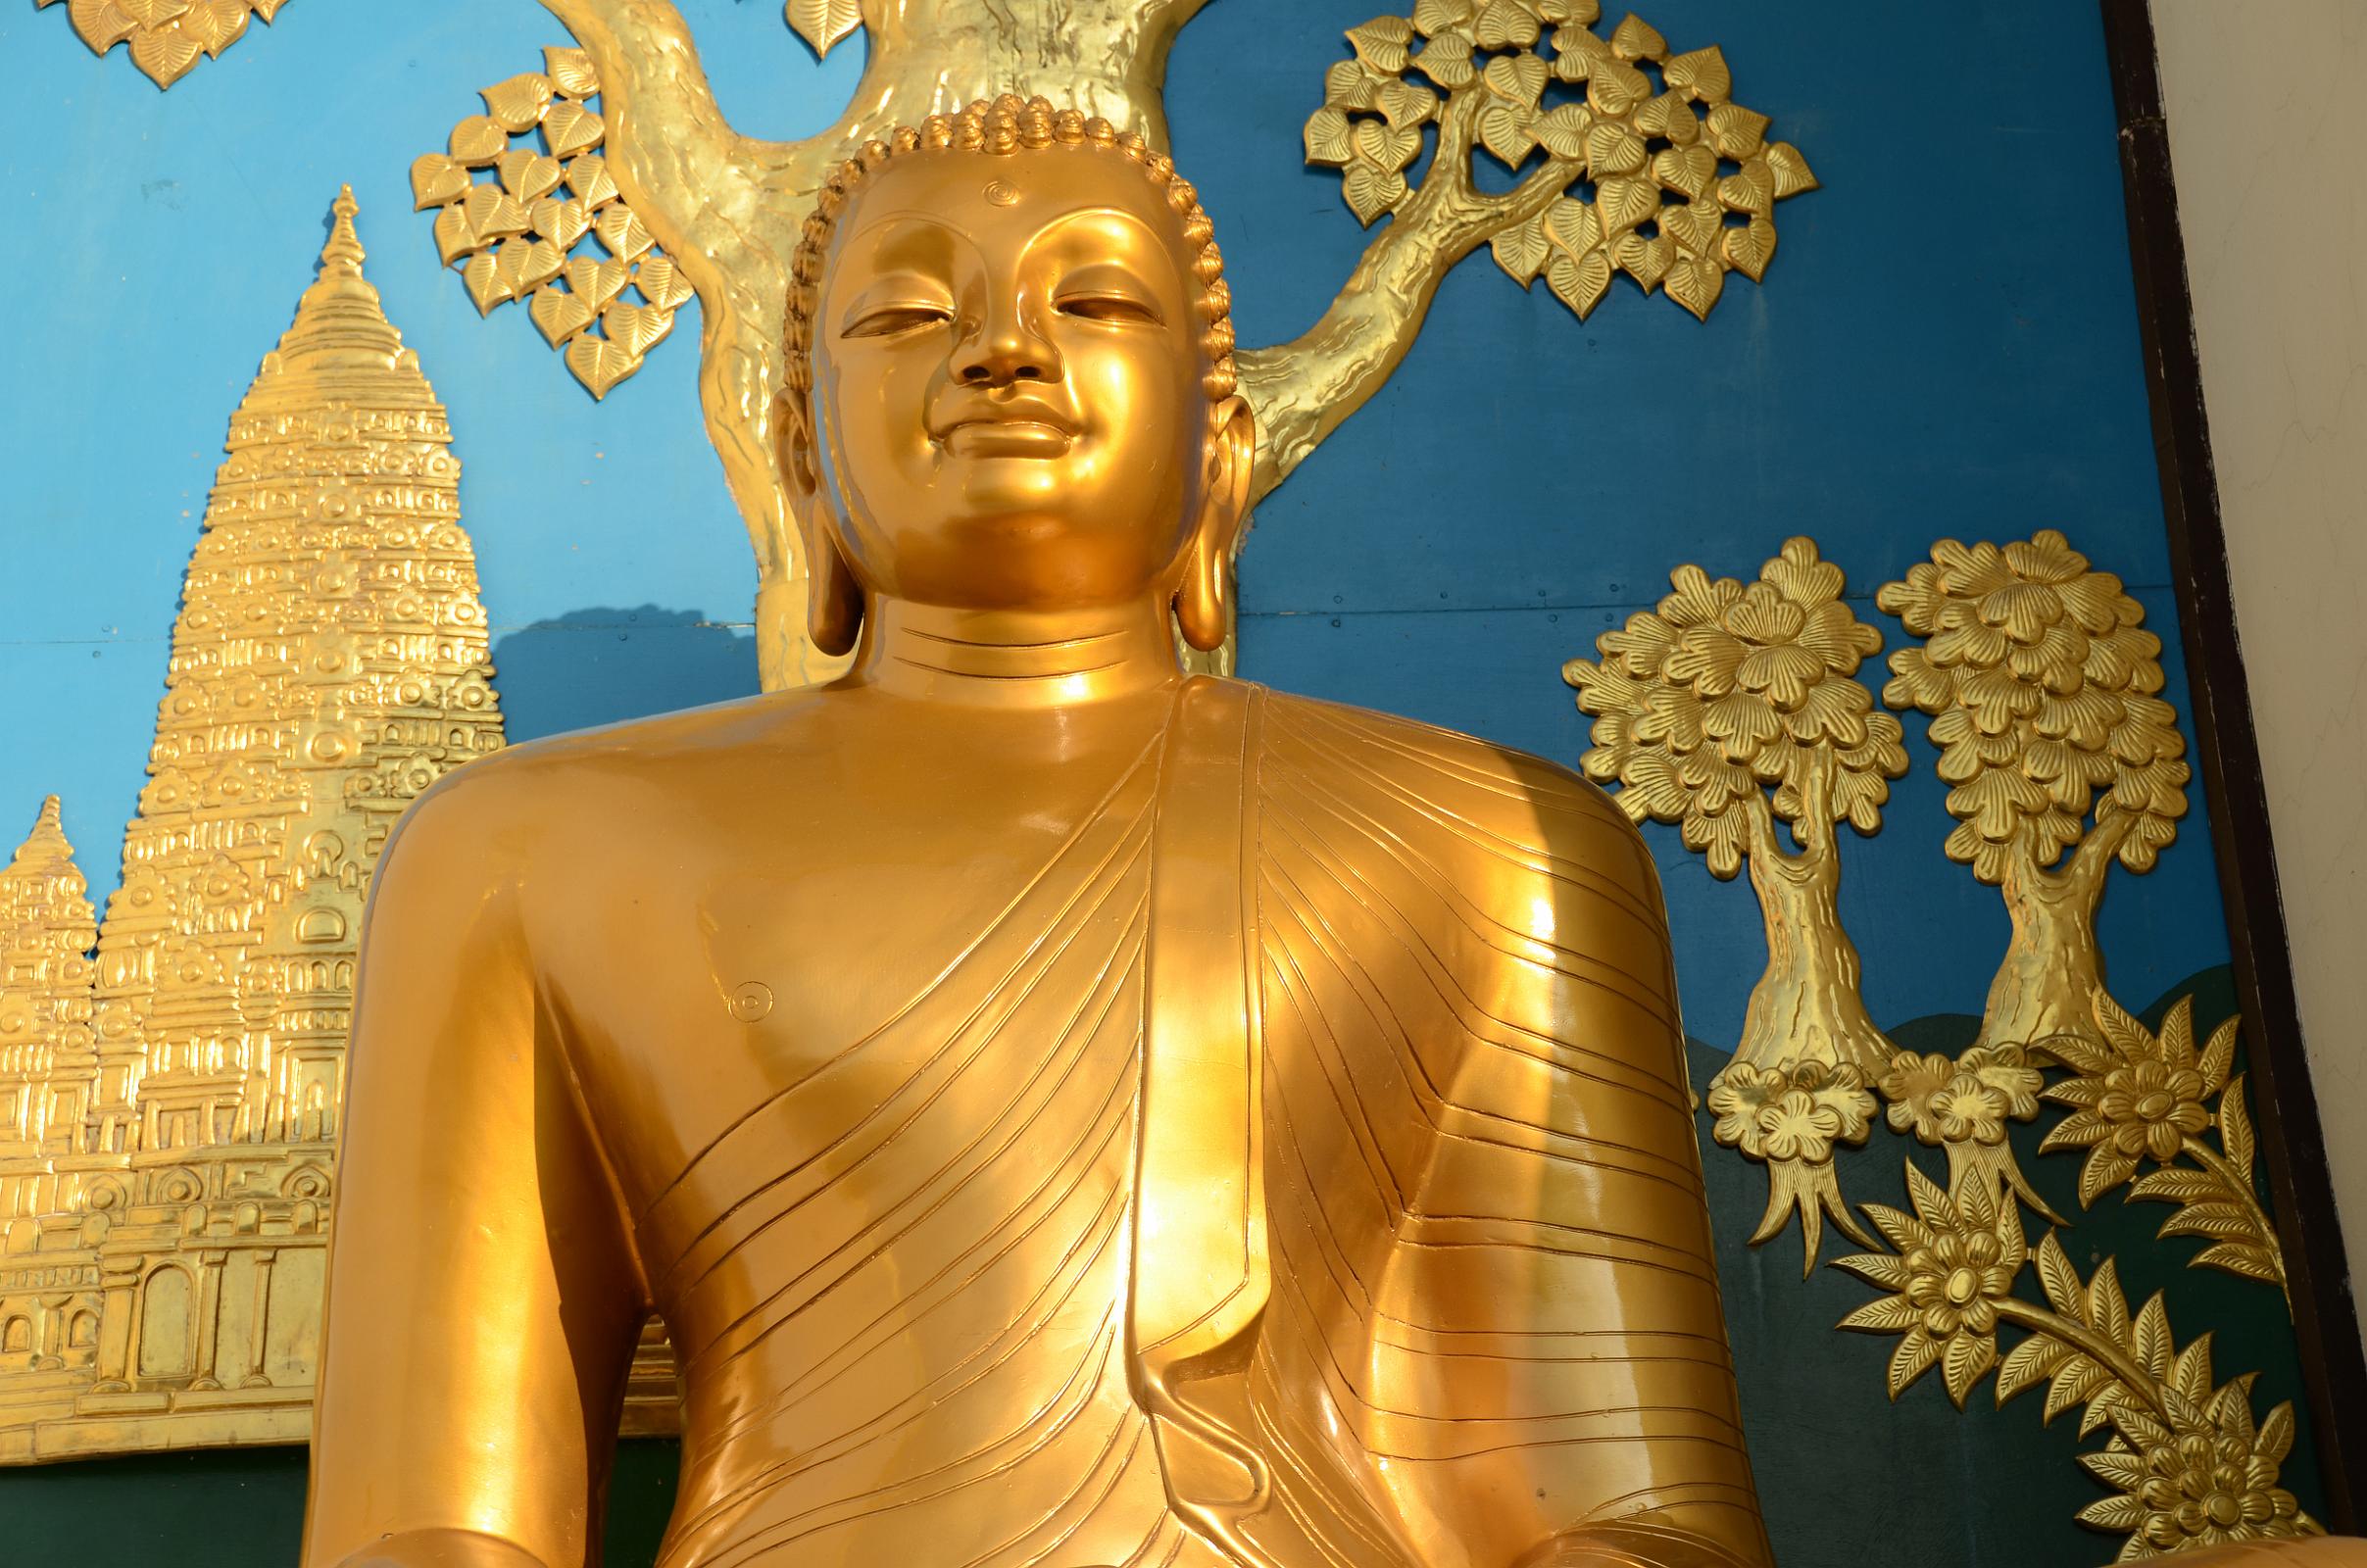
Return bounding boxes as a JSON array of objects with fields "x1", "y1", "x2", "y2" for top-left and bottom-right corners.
[{"x1": 301, "y1": 96, "x2": 1767, "y2": 1568}]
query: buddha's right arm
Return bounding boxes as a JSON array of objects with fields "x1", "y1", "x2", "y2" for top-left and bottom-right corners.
[{"x1": 300, "y1": 775, "x2": 650, "y2": 1568}]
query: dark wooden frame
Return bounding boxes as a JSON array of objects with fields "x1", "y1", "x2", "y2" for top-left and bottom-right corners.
[{"x1": 2097, "y1": 0, "x2": 2367, "y2": 1532}]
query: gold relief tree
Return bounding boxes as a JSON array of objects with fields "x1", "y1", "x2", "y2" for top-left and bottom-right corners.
[
  {"x1": 1564, "y1": 539, "x2": 1905, "y2": 1269},
  {"x1": 1304, "y1": 0, "x2": 1817, "y2": 322},
  {"x1": 476, "y1": 0, "x2": 1815, "y2": 687},
  {"x1": 1878, "y1": 530, "x2": 2190, "y2": 1054}
]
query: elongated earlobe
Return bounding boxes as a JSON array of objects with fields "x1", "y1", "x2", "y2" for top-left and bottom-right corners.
[
  {"x1": 782, "y1": 396, "x2": 864, "y2": 657},
  {"x1": 1175, "y1": 396, "x2": 1255, "y2": 653}
]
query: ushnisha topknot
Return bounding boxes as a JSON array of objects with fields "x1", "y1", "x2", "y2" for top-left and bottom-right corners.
[{"x1": 783, "y1": 94, "x2": 1238, "y2": 418}]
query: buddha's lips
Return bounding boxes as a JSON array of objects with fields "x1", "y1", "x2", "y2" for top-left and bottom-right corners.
[{"x1": 938, "y1": 416, "x2": 1076, "y2": 458}]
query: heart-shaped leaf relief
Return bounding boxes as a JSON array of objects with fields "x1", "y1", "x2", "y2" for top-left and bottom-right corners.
[
  {"x1": 566, "y1": 333, "x2": 641, "y2": 401},
  {"x1": 530, "y1": 196, "x2": 592, "y2": 251},
  {"x1": 1658, "y1": 195, "x2": 1723, "y2": 257},
  {"x1": 1663, "y1": 254, "x2": 1725, "y2": 319},
  {"x1": 1554, "y1": 24, "x2": 1610, "y2": 77},
  {"x1": 1718, "y1": 157, "x2": 1774, "y2": 216},
  {"x1": 1411, "y1": 30, "x2": 1475, "y2": 90},
  {"x1": 67, "y1": 0, "x2": 142, "y2": 52},
  {"x1": 786, "y1": 0, "x2": 863, "y2": 59},
  {"x1": 602, "y1": 300, "x2": 675, "y2": 359},
  {"x1": 1614, "y1": 228, "x2": 1673, "y2": 292},
  {"x1": 1594, "y1": 175, "x2": 1658, "y2": 235},
  {"x1": 1477, "y1": 103, "x2": 1537, "y2": 168},
  {"x1": 1305, "y1": 106, "x2": 1353, "y2": 166},
  {"x1": 1706, "y1": 102, "x2": 1769, "y2": 161},
  {"x1": 1664, "y1": 44, "x2": 1731, "y2": 103},
  {"x1": 530, "y1": 286, "x2": 596, "y2": 347},
  {"x1": 1636, "y1": 92, "x2": 1701, "y2": 146},
  {"x1": 1723, "y1": 214, "x2": 1777, "y2": 281},
  {"x1": 1345, "y1": 18, "x2": 1412, "y2": 74},
  {"x1": 462, "y1": 251, "x2": 514, "y2": 316},
  {"x1": 633, "y1": 253, "x2": 696, "y2": 311},
  {"x1": 1546, "y1": 248, "x2": 1613, "y2": 320},
  {"x1": 128, "y1": 26, "x2": 205, "y2": 89},
  {"x1": 1765, "y1": 141, "x2": 1819, "y2": 199},
  {"x1": 1533, "y1": 104, "x2": 1590, "y2": 161},
  {"x1": 543, "y1": 45, "x2": 600, "y2": 98},
  {"x1": 596, "y1": 205, "x2": 655, "y2": 263},
  {"x1": 1609, "y1": 13, "x2": 1667, "y2": 62},
  {"x1": 1652, "y1": 144, "x2": 1717, "y2": 200},
  {"x1": 1585, "y1": 121, "x2": 1647, "y2": 177},
  {"x1": 1410, "y1": 0, "x2": 1470, "y2": 36},
  {"x1": 565, "y1": 256, "x2": 633, "y2": 312},
  {"x1": 1471, "y1": 0, "x2": 1539, "y2": 51},
  {"x1": 117, "y1": 0, "x2": 189, "y2": 31},
  {"x1": 411, "y1": 154, "x2": 470, "y2": 212},
  {"x1": 542, "y1": 100, "x2": 607, "y2": 160},
  {"x1": 1352, "y1": 117, "x2": 1421, "y2": 172},
  {"x1": 462, "y1": 185, "x2": 531, "y2": 247},
  {"x1": 1342, "y1": 163, "x2": 1407, "y2": 226},
  {"x1": 1491, "y1": 213, "x2": 1550, "y2": 284},
  {"x1": 448, "y1": 115, "x2": 509, "y2": 168},
  {"x1": 566, "y1": 155, "x2": 620, "y2": 208},
  {"x1": 1323, "y1": 59, "x2": 1384, "y2": 113},
  {"x1": 498, "y1": 236, "x2": 566, "y2": 296},
  {"x1": 498, "y1": 150, "x2": 565, "y2": 204},
  {"x1": 182, "y1": 2, "x2": 247, "y2": 56},
  {"x1": 1545, "y1": 194, "x2": 1601, "y2": 256},
  {"x1": 1482, "y1": 53, "x2": 1547, "y2": 107},
  {"x1": 1376, "y1": 79, "x2": 1438, "y2": 130},
  {"x1": 480, "y1": 73, "x2": 554, "y2": 134},
  {"x1": 432, "y1": 206, "x2": 480, "y2": 268},
  {"x1": 1585, "y1": 58, "x2": 1650, "y2": 118}
]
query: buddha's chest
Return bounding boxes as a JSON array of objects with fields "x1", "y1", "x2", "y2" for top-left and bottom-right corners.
[{"x1": 564, "y1": 755, "x2": 1160, "y2": 1311}]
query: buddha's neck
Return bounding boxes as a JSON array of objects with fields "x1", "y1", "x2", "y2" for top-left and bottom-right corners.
[{"x1": 848, "y1": 597, "x2": 1185, "y2": 710}]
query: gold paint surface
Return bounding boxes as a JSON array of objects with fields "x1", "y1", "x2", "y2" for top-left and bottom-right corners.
[
  {"x1": 0, "y1": 191, "x2": 505, "y2": 1463},
  {"x1": 520, "y1": 0, "x2": 1814, "y2": 688},
  {"x1": 411, "y1": 49, "x2": 694, "y2": 401},
  {"x1": 32, "y1": 0, "x2": 293, "y2": 91},
  {"x1": 302, "y1": 109, "x2": 1771, "y2": 1568}
]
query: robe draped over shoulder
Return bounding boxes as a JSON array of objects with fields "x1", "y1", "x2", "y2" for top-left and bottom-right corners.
[{"x1": 1207, "y1": 689, "x2": 1767, "y2": 1568}]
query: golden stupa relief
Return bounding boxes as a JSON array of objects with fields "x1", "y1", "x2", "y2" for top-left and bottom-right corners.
[{"x1": 0, "y1": 189, "x2": 505, "y2": 1462}]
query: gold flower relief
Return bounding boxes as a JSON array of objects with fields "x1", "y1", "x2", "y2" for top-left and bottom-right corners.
[
  {"x1": 1879, "y1": 1043, "x2": 2061, "y2": 1224},
  {"x1": 1836, "y1": 1168, "x2": 2321, "y2": 1560},
  {"x1": 1704, "y1": 1061, "x2": 1879, "y2": 1265},
  {"x1": 34, "y1": 0, "x2": 292, "y2": 90},
  {"x1": 1306, "y1": 0, "x2": 1816, "y2": 320},
  {"x1": 409, "y1": 48, "x2": 694, "y2": 399},
  {"x1": 2042, "y1": 995, "x2": 2288, "y2": 1295}
]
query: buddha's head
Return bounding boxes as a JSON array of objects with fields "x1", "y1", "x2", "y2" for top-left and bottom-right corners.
[{"x1": 781, "y1": 95, "x2": 1251, "y2": 657}]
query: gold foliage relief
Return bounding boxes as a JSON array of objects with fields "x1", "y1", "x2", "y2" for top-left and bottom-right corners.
[
  {"x1": 1836, "y1": 1169, "x2": 2320, "y2": 1559},
  {"x1": 2042, "y1": 995, "x2": 2288, "y2": 1296},
  {"x1": 410, "y1": 49, "x2": 693, "y2": 400},
  {"x1": 1565, "y1": 538, "x2": 1902, "y2": 1268},
  {"x1": 33, "y1": 0, "x2": 292, "y2": 91},
  {"x1": 1307, "y1": 0, "x2": 1816, "y2": 319},
  {"x1": 1879, "y1": 530, "x2": 2191, "y2": 1053}
]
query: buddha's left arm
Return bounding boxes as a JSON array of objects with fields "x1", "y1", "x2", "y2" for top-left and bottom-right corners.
[{"x1": 1254, "y1": 706, "x2": 1769, "y2": 1568}]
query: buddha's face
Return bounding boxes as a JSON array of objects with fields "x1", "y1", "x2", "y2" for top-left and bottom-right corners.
[{"x1": 803, "y1": 145, "x2": 1241, "y2": 617}]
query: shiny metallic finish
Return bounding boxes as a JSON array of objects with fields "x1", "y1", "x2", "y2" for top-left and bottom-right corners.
[{"x1": 303, "y1": 110, "x2": 1771, "y2": 1568}]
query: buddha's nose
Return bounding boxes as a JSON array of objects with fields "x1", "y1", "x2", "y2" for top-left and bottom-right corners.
[{"x1": 953, "y1": 298, "x2": 1060, "y2": 386}]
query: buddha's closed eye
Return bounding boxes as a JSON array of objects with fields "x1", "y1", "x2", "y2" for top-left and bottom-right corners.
[
  {"x1": 1053, "y1": 292, "x2": 1162, "y2": 325},
  {"x1": 843, "y1": 302, "x2": 956, "y2": 338}
]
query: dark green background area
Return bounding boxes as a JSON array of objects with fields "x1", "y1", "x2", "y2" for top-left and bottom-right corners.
[{"x1": 6, "y1": 967, "x2": 2324, "y2": 1568}]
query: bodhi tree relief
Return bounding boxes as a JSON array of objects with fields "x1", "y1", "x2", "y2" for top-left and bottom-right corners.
[{"x1": 411, "y1": 0, "x2": 1816, "y2": 687}]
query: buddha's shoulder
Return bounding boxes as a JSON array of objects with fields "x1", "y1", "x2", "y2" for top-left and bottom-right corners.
[
  {"x1": 1254, "y1": 687, "x2": 1653, "y2": 880},
  {"x1": 385, "y1": 689, "x2": 829, "y2": 856}
]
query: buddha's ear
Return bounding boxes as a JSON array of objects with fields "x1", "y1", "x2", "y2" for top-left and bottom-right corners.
[
  {"x1": 1176, "y1": 395, "x2": 1255, "y2": 653},
  {"x1": 779, "y1": 393, "x2": 864, "y2": 658}
]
